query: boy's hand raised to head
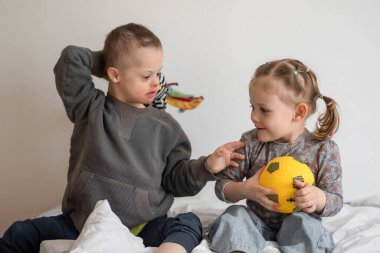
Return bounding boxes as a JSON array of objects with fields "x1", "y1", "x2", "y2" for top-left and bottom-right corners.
[{"x1": 205, "y1": 141, "x2": 245, "y2": 174}]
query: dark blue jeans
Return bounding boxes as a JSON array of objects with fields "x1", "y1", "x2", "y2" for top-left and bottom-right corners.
[
  {"x1": 139, "y1": 212, "x2": 202, "y2": 253},
  {"x1": 0, "y1": 212, "x2": 202, "y2": 253},
  {"x1": 0, "y1": 214, "x2": 78, "y2": 253}
]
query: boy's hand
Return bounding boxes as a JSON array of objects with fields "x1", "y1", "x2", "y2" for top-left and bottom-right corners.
[
  {"x1": 205, "y1": 141, "x2": 245, "y2": 174},
  {"x1": 294, "y1": 179, "x2": 326, "y2": 213}
]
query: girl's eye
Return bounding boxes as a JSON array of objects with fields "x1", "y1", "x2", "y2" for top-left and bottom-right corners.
[
  {"x1": 261, "y1": 108, "x2": 270, "y2": 113},
  {"x1": 143, "y1": 76, "x2": 150, "y2": 80}
]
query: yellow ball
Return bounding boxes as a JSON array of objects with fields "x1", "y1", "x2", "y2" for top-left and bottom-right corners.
[{"x1": 259, "y1": 156, "x2": 315, "y2": 213}]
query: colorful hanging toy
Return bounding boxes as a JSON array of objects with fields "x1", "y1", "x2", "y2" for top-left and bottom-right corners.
[{"x1": 152, "y1": 75, "x2": 204, "y2": 112}]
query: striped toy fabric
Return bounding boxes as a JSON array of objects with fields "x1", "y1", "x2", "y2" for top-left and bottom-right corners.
[{"x1": 151, "y1": 75, "x2": 168, "y2": 110}]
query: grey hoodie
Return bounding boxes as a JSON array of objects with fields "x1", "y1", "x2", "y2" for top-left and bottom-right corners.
[{"x1": 54, "y1": 45, "x2": 214, "y2": 231}]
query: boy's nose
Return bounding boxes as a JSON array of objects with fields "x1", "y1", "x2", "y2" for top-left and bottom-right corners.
[{"x1": 152, "y1": 76, "x2": 160, "y2": 87}]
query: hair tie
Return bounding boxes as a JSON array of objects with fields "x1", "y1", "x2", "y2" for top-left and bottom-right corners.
[
  {"x1": 306, "y1": 67, "x2": 310, "y2": 72},
  {"x1": 293, "y1": 70, "x2": 298, "y2": 76}
]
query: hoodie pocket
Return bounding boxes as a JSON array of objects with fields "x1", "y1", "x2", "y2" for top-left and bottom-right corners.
[{"x1": 72, "y1": 169, "x2": 155, "y2": 227}]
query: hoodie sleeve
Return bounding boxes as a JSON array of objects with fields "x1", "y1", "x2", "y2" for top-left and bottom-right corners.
[{"x1": 53, "y1": 45, "x2": 105, "y2": 123}]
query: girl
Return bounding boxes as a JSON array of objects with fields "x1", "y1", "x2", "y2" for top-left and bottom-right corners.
[{"x1": 209, "y1": 59, "x2": 343, "y2": 253}]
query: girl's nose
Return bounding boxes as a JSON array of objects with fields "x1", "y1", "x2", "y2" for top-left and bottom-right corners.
[{"x1": 251, "y1": 111, "x2": 258, "y2": 124}]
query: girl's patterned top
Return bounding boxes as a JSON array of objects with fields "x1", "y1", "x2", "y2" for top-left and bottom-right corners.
[{"x1": 215, "y1": 128, "x2": 343, "y2": 230}]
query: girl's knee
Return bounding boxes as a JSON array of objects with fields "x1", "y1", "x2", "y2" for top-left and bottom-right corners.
[
  {"x1": 279, "y1": 212, "x2": 333, "y2": 251},
  {"x1": 223, "y1": 205, "x2": 248, "y2": 217},
  {"x1": 209, "y1": 205, "x2": 253, "y2": 240},
  {"x1": 283, "y1": 212, "x2": 320, "y2": 228}
]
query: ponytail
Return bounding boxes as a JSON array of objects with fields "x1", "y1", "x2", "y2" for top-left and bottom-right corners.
[{"x1": 313, "y1": 95, "x2": 340, "y2": 140}]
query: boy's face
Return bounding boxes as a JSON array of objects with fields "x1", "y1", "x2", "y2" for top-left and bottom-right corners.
[
  {"x1": 249, "y1": 77, "x2": 300, "y2": 143},
  {"x1": 110, "y1": 46, "x2": 163, "y2": 108}
]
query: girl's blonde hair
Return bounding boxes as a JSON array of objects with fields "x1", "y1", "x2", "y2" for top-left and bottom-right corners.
[{"x1": 249, "y1": 59, "x2": 339, "y2": 140}]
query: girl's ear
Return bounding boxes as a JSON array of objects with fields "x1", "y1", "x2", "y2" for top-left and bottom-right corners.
[
  {"x1": 107, "y1": 67, "x2": 119, "y2": 83},
  {"x1": 294, "y1": 102, "x2": 308, "y2": 122}
]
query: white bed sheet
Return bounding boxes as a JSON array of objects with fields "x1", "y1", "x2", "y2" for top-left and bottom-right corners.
[{"x1": 39, "y1": 195, "x2": 380, "y2": 253}]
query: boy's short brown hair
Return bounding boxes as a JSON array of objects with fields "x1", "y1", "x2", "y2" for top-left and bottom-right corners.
[{"x1": 103, "y1": 23, "x2": 162, "y2": 69}]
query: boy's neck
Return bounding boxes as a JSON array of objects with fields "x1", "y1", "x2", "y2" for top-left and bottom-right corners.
[{"x1": 108, "y1": 84, "x2": 145, "y2": 108}]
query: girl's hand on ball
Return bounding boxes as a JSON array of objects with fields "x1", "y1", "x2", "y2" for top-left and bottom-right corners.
[
  {"x1": 294, "y1": 179, "x2": 322, "y2": 213},
  {"x1": 244, "y1": 168, "x2": 280, "y2": 211}
]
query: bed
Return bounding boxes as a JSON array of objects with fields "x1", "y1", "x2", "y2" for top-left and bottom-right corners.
[{"x1": 39, "y1": 194, "x2": 380, "y2": 253}]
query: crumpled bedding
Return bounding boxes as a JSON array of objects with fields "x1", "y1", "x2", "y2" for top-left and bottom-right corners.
[{"x1": 39, "y1": 194, "x2": 380, "y2": 253}]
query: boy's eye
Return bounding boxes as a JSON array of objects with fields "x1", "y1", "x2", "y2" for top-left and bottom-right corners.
[
  {"x1": 142, "y1": 73, "x2": 161, "y2": 80},
  {"x1": 261, "y1": 108, "x2": 270, "y2": 113}
]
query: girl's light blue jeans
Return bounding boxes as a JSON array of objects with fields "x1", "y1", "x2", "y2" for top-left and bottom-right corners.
[{"x1": 208, "y1": 205, "x2": 334, "y2": 253}]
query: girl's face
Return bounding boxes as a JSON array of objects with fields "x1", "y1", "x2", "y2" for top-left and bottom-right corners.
[
  {"x1": 249, "y1": 77, "x2": 303, "y2": 143},
  {"x1": 111, "y1": 46, "x2": 163, "y2": 108}
]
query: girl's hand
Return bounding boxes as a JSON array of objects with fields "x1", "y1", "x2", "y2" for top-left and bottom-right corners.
[
  {"x1": 205, "y1": 141, "x2": 245, "y2": 174},
  {"x1": 293, "y1": 179, "x2": 326, "y2": 213},
  {"x1": 243, "y1": 168, "x2": 280, "y2": 212}
]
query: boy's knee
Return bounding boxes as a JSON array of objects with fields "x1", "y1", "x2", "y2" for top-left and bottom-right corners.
[
  {"x1": 3, "y1": 220, "x2": 33, "y2": 241},
  {"x1": 174, "y1": 212, "x2": 202, "y2": 235},
  {"x1": 165, "y1": 212, "x2": 203, "y2": 252},
  {"x1": 176, "y1": 212, "x2": 201, "y2": 223},
  {"x1": 1, "y1": 219, "x2": 41, "y2": 253}
]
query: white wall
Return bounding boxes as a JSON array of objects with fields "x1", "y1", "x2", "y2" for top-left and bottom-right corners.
[{"x1": 1, "y1": 0, "x2": 379, "y2": 234}]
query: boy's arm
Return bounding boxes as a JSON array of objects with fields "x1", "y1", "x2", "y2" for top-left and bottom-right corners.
[
  {"x1": 53, "y1": 45, "x2": 105, "y2": 123},
  {"x1": 161, "y1": 132, "x2": 246, "y2": 197},
  {"x1": 160, "y1": 130, "x2": 213, "y2": 196}
]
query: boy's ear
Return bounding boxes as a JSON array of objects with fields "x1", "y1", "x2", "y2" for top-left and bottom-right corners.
[
  {"x1": 107, "y1": 67, "x2": 119, "y2": 83},
  {"x1": 294, "y1": 103, "x2": 308, "y2": 121}
]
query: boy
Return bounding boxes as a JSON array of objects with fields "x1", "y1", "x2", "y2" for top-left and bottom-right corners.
[{"x1": 0, "y1": 23, "x2": 244, "y2": 253}]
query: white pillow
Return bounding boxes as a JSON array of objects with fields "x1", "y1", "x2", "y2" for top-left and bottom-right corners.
[{"x1": 69, "y1": 200, "x2": 156, "y2": 253}]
